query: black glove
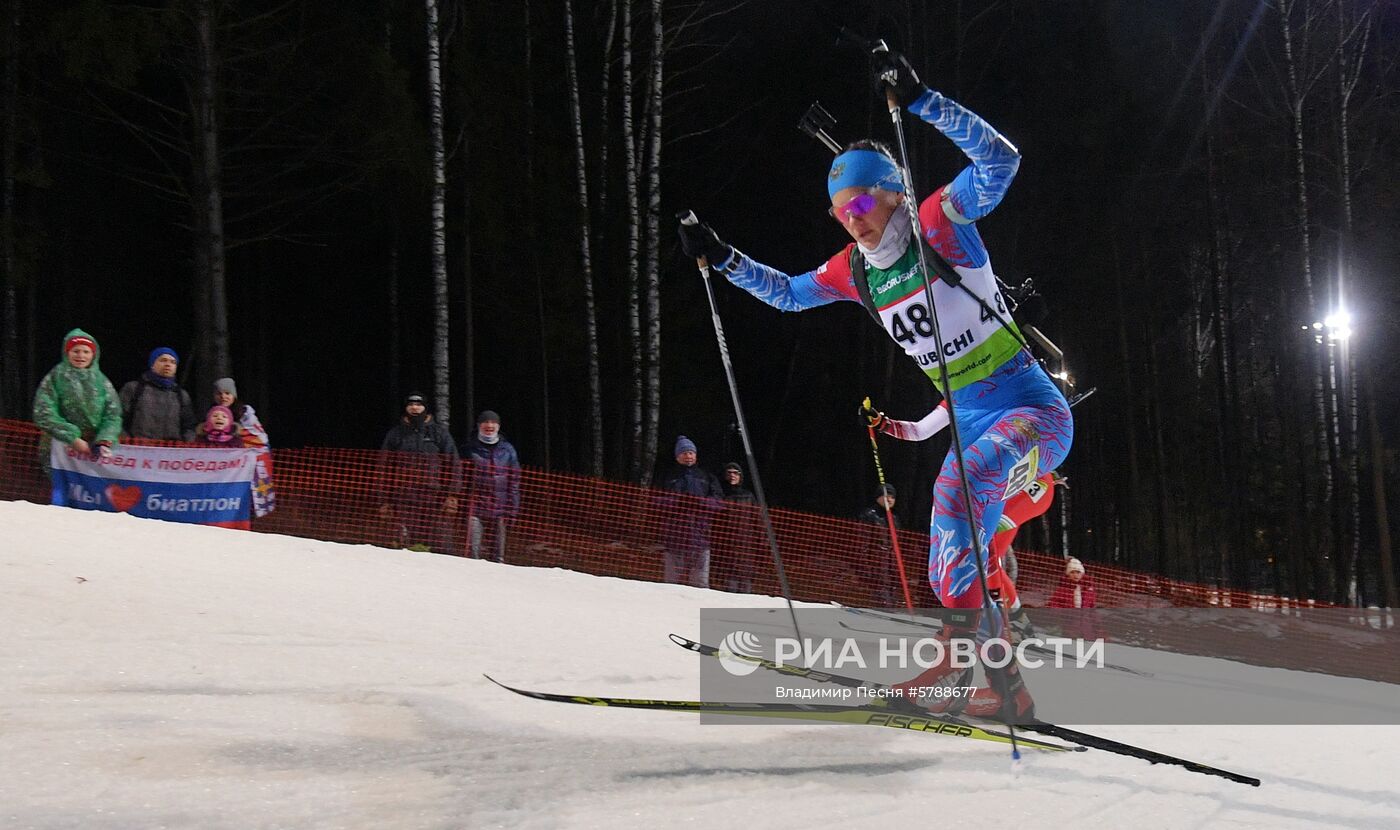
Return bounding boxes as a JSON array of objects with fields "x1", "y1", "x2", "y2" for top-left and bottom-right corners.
[
  {"x1": 872, "y1": 49, "x2": 928, "y2": 109},
  {"x1": 1017, "y1": 292, "x2": 1049, "y2": 326},
  {"x1": 677, "y1": 214, "x2": 733, "y2": 266},
  {"x1": 859, "y1": 399, "x2": 886, "y2": 430}
]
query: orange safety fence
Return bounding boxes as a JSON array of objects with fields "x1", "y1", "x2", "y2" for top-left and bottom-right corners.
[{"x1": 0, "y1": 416, "x2": 1337, "y2": 613}]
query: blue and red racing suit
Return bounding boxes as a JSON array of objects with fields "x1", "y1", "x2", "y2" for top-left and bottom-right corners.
[{"x1": 711, "y1": 88, "x2": 1073, "y2": 613}]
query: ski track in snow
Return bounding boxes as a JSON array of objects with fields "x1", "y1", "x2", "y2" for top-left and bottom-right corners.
[{"x1": 1, "y1": 501, "x2": 1398, "y2": 829}]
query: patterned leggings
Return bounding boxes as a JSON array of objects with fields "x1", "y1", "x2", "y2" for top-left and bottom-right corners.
[{"x1": 928, "y1": 399, "x2": 1074, "y2": 612}]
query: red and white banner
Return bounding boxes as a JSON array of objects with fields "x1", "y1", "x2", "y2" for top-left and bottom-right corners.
[{"x1": 50, "y1": 443, "x2": 259, "y2": 529}]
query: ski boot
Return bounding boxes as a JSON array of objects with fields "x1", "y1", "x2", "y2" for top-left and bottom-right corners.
[
  {"x1": 891, "y1": 609, "x2": 978, "y2": 711},
  {"x1": 960, "y1": 639, "x2": 1036, "y2": 724}
]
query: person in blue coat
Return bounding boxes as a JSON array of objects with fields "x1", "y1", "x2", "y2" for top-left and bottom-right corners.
[
  {"x1": 655, "y1": 436, "x2": 724, "y2": 588},
  {"x1": 461, "y1": 410, "x2": 521, "y2": 562}
]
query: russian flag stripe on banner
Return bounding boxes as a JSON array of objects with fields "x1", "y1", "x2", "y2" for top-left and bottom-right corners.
[{"x1": 50, "y1": 443, "x2": 258, "y2": 529}]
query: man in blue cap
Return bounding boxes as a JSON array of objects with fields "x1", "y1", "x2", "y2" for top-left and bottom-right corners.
[
  {"x1": 119, "y1": 346, "x2": 198, "y2": 442},
  {"x1": 655, "y1": 435, "x2": 724, "y2": 588}
]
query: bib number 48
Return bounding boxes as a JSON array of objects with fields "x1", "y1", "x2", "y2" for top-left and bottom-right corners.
[{"x1": 890, "y1": 302, "x2": 935, "y2": 345}]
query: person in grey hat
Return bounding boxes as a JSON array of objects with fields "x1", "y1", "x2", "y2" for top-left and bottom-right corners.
[
  {"x1": 203, "y1": 376, "x2": 275, "y2": 516},
  {"x1": 655, "y1": 435, "x2": 724, "y2": 588},
  {"x1": 378, "y1": 392, "x2": 460, "y2": 553},
  {"x1": 461, "y1": 409, "x2": 520, "y2": 562}
]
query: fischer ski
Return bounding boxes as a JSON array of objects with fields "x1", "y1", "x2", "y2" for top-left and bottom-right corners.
[
  {"x1": 670, "y1": 633, "x2": 1259, "y2": 786},
  {"x1": 484, "y1": 675, "x2": 1074, "y2": 751}
]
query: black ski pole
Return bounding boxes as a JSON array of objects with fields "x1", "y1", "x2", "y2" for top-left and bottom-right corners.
[
  {"x1": 871, "y1": 40, "x2": 1021, "y2": 758},
  {"x1": 679, "y1": 211, "x2": 803, "y2": 643}
]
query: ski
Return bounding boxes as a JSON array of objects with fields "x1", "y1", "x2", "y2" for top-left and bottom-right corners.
[
  {"x1": 664, "y1": 634, "x2": 1075, "y2": 752},
  {"x1": 841, "y1": 606, "x2": 1156, "y2": 679},
  {"x1": 670, "y1": 633, "x2": 1259, "y2": 786},
  {"x1": 483, "y1": 675, "x2": 1074, "y2": 751}
]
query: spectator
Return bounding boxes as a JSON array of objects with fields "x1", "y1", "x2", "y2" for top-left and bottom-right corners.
[
  {"x1": 714, "y1": 461, "x2": 763, "y2": 593},
  {"x1": 1046, "y1": 557, "x2": 1101, "y2": 642},
  {"x1": 1047, "y1": 557, "x2": 1097, "y2": 609},
  {"x1": 377, "y1": 392, "x2": 460, "y2": 553},
  {"x1": 856, "y1": 484, "x2": 902, "y2": 606},
  {"x1": 655, "y1": 435, "x2": 724, "y2": 588},
  {"x1": 32, "y1": 328, "x2": 122, "y2": 471},
  {"x1": 207, "y1": 377, "x2": 275, "y2": 516},
  {"x1": 119, "y1": 346, "x2": 197, "y2": 442},
  {"x1": 195, "y1": 405, "x2": 241, "y2": 447},
  {"x1": 462, "y1": 409, "x2": 521, "y2": 563}
]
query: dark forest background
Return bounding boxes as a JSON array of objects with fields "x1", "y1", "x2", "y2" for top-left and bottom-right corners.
[{"x1": 1, "y1": 0, "x2": 1396, "y2": 604}]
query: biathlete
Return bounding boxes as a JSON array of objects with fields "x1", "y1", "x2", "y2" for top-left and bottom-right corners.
[{"x1": 679, "y1": 48, "x2": 1072, "y2": 721}]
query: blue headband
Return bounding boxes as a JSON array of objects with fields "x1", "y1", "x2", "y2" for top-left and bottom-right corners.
[
  {"x1": 149, "y1": 346, "x2": 178, "y2": 368},
  {"x1": 827, "y1": 149, "x2": 904, "y2": 199}
]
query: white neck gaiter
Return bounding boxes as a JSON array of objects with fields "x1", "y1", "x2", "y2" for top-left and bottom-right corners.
[
  {"x1": 858, "y1": 202, "x2": 912, "y2": 270},
  {"x1": 478, "y1": 430, "x2": 500, "y2": 445}
]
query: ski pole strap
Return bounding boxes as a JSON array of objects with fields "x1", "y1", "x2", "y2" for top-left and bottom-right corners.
[{"x1": 849, "y1": 249, "x2": 882, "y2": 327}]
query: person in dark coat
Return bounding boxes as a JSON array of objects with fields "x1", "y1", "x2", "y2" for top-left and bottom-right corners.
[
  {"x1": 856, "y1": 484, "x2": 902, "y2": 607},
  {"x1": 119, "y1": 346, "x2": 197, "y2": 442},
  {"x1": 655, "y1": 436, "x2": 724, "y2": 588},
  {"x1": 714, "y1": 461, "x2": 763, "y2": 594},
  {"x1": 461, "y1": 409, "x2": 521, "y2": 563},
  {"x1": 377, "y1": 392, "x2": 460, "y2": 553}
]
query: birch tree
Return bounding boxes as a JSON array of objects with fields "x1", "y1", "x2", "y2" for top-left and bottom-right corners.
[
  {"x1": 636, "y1": 0, "x2": 664, "y2": 486},
  {"x1": 1331, "y1": 0, "x2": 1381, "y2": 605},
  {"x1": 1275, "y1": 0, "x2": 1338, "y2": 593},
  {"x1": 620, "y1": 0, "x2": 643, "y2": 479},
  {"x1": 523, "y1": 0, "x2": 551, "y2": 469},
  {"x1": 563, "y1": 0, "x2": 605, "y2": 476},
  {"x1": 425, "y1": 0, "x2": 450, "y2": 424}
]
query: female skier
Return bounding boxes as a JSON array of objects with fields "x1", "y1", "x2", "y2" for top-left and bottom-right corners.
[{"x1": 679, "y1": 49, "x2": 1072, "y2": 721}]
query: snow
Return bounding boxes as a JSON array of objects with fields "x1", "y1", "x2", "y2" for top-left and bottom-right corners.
[{"x1": 3, "y1": 501, "x2": 1399, "y2": 829}]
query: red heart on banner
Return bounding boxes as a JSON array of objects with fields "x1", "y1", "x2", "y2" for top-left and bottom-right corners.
[{"x1": 105, "y1": 484, "x2": 142, "y2": 513}]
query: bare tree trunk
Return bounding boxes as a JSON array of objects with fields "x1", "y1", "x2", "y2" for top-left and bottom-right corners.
[
  {"x1": 0, "y1": 0, "x2": 19, "y2": 419},
  {"x1": 1334, "y1": 0, "x2": 1375, "y2": 606},
  {"x1": 388, "y1": 233, "x2": 400, "y2": 408},
  {"x1": 595, "y1": 0, "x2": 617, "y2": 219},
  {"x1": 1147, "y1": 330, "x2": 1171, "y2": 576},
  {"x1": 1202, "y1": 65, "x2": 1243, "y2": 587},
  {"x1": 425, "y1": 0, "x2": 450, "y2": 425},
  {"x1": 460, "y1": 140, "x2": 474, "y2": 427},
  {"x1": 637, "y1": 0, "x2": 663, "y2": 486},
  {"x1": 1111, "y1": 247, "x2": 1142, "y2": 569},
  {"x1": 523, "y1": 0, "x2": 550, "y2": 470},
  {"x1": 619, "y1": 0, "x2": 643, "y2": 480},
  {"x1": 563, "y1": 0, "x2": 604, "y2": 476},
  {"x1": 23, "y1": 242, "x2": 34, "y2": 399},
  {"x1": 1363, "y1": 364, "x2": 1397, "y2": 607},
  {"x1": 384, "y1": 7, "x2": 401, "y2": 416},
  {"x1": 190, "y1": 0, "x2": 230, "y2": 394},
  {"x1": 1277, "y1": 0, "x2": 1334, "y2": 584}
]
